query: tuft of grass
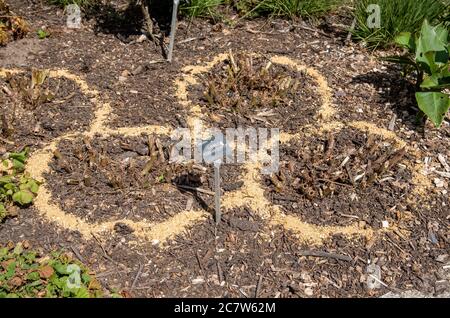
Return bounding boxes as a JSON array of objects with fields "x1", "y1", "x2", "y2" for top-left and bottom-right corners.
[
  {"x1": 180, "y1": 0, "x2": 347, "y2": 20},
  {"x1": 352, "y1": 0, "x2": 448, "y2": 48},
  {"x1": 180, "y1": 0, "x2": 225, "y2": 19},
  {"x1": 236, "y1": 0, "x2": 344, "y2": 19}
]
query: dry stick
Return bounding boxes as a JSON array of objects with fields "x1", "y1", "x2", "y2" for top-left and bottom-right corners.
[
  {"x1": 140, "y1": 0, "x2": 156, "y2": 44},
  {"x1": 176, "y1": 184, "x2": 215, "y2": 196},
  {"x1": 70, "y1": 246, "x2": 84, "y2": 263},
  {"x1": 91, "y1": 233, "x2": 118, "y2": 265},
  {"x1": 325, "y1": 132, "x2": 335, "y2": 158},
  {"x1": 298, "y1": 250, "x2": 353, "y2": 262},
  {"x1": 131, "y1": 263, "x2": 144, "y2": 289},
  {"x1": 255, "y1": 275, "x2": 263, "y2": 298},
  {"x1": 291, "y1": 23, "x2": 332, "y2": 38},
  {"x1": 216, "y1": 260, "x2": 224, "y2": 284}
]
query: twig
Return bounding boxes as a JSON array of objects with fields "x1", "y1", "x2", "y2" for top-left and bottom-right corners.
[
  {"x1": 255, "y1": 275, "x2": 263, "y2": 298},
  {"x1": 0, "y1": 136, "x2": 14, "y2": 145},
  {"x1": 293, "y1": 23, "x2": 332, "y2": 38},
  {"x1": 176, "y1": 184, "x2": 215, "y2": 196},
  {"x1": 178, "y1": 36, "x2": 205, "y2": 44},
  {"x1": 91, "y1": 232, "x2": 118, "y2": 265},
  {"x1": 131, "y1": 263, "x2": 144, "y2": 289},
  {"x1": 317, "y1": 178, "x2": 353, "y2": 188},
  {"x1": 216, "y1": 260, "x2": 224, "y2": 284},
  {"x1": 140, "y1": 0, "x2": 156, "y2": 43},
  {"x1": 298, "y1": 250, "x2": 352, "y2": 262},
  {"x1": 70, "y1": 246, "x2": 84, "y2": 262}
]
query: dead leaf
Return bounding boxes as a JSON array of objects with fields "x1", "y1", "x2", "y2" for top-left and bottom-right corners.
[
  {"x1": 38, "y1": 265, "x2": 54, "y2": 279},
  {"x1": 9, "y1": 276, "x2": 23, "y2": 287}
]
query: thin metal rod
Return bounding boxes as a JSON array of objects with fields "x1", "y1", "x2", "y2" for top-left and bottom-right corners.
[
  {"x1": 167, "y1": 0, "x2": 179, "y2": 62},
  {"x1": 214, "y1": 162, "x2": 221, "y2": 225}
]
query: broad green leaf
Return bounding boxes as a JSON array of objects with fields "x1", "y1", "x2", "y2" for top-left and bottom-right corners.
[
  {"x1": 53, "y1": 262, "x2": 68, "y2": 275},
  {"x1": 416, "y1": 20, "x2": 447, "y2": 53},
  {"x1": 415, "y1": 20, "x2": 448, "y2": 74},
  {"x1": 26, "y1": 180, "x2": 39, "y2": 194},
  {"x1": 11, "y1": 159, "x2": 24, "y2": 172},
  {"x1": 416, "y1": 92, "x2": 450, "y2": 127},
  {"x1": 394, "y1": 32, "x2": 414, "y2": 50},
  {"x1": 8, "y1": 150, "x2": 27, "y2": 163},
  {"x1": 12, "y1": 190, "x2": 34, "y2": 205},
  {"x1": 421, "y1": 71, "x2": 450, "y2": 89}
]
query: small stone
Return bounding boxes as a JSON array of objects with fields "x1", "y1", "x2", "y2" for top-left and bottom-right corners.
[
  {"x1": 382, "y1": 220, "x2": 389, "y2": 228},
  {"x1": 304, "y1": 287, "x2": 314, "y2": 296},
  {"x1": 434, "y1": 178, "x2": 444, "y2": 188},
  {"x1": 136, "y1": 34, "x2": 147, "y2": 43},
  {"x1": 192, "y1": 277, "x2": 205, "y2": 285},
  {"x1": 436, "y1": 254, "x2": 448, "y2": 263},
  {"x1": 151, "y1": 239, "x2": 160, "y2": 246}
]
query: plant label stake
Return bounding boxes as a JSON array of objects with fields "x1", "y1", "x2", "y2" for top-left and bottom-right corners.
[
  {"x1": 214, "y1": 161, "x2": 221, "y2": 225},
  {"x1": 202, "y1": 136, "x2": 225, "y2": 225},
  {"x1": 167, "y1": 0, "x2": 180, "y2": 62}
]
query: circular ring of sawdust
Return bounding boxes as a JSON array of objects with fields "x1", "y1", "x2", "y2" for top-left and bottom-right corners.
[
  {"x1": 260, "y1": 120, "x2": 436, "y2": 245},
  {"x1": 0, "y1": 68, "x2": 98, "y2": 145},
  {"x1": 44, "y1": 133, "x2": 247, "y2": 225},
  {"x1": 265, "y1": 125, "x2": 415, "y2": 228},
  {"x1": 175, "y1": 53, "x2": 335, "y2": 129}
]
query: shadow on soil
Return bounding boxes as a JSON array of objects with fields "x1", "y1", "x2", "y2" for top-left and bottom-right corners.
[
  {"x1": 351, "y1": 64, "x2": 421, "y2": 131},
  {"x1": 84, "y1": 0, "x2": 173, "y2": 40}
]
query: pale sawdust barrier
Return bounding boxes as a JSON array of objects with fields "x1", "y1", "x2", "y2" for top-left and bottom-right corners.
[{"x1": 0, "y1": 55, "x2": 432, "y2": 246}]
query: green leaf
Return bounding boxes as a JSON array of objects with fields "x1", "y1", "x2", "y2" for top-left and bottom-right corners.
[
  {"x1": 0, "y1": 176, "x2": 12, "y2": 185},
  {"x1": 421, "y1": 70, "x2": 450, "y2": 89},
  {"x1": 416, "y1": 92, "x2": 450, "y2": 127},
  {"x1": 36, "y1": 29, "x2": 49, "y2": 40},
  {"x1": 11, "y1": 159, "x2": 24, "y2": 172},
  {"x1": 53, "y1": 262, "x2": 68, "y2": 275},
  {"x1": 416, "y1": 20, "x2": 447, "y2": 53},
  {"x1": 13, "y1": 243, "x2": 23, "y2": 255},
  {"x1": 394, "y1": 32, "x2": 414, "y2": 50},
  {"x1": 12, "y1": 190, "x2": 34, "y2": 205},
  {"x1": 26, "y1": 271, "x2": 40, "y2": 281},
  {"x1": 8, "y1": 150, "x2": 27, "y2": 164},
  {"x1": 26, "y1": 180, "x2": 40, "y2": 194},
  {"x1": 75, "y1": 287, "x2": 90, "y2": 298}
]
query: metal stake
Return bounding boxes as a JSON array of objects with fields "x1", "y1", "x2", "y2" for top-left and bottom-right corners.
[{"x1": 167, "y1": 0, "x2": 180, "y2": 62}]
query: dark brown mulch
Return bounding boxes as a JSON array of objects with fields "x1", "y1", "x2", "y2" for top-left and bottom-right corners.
[
  {"x1": 264, "y1": 127, "x2": 414, "y2": 228},
  {"x1": 0, "y1": 72, "x2": 95, "y2": 151},
  {"x1": 45, "y1": 134, "x2": 244, "y2": 223},
  {"x1": 188, "y1": 53, "x2": 321, "y2": 132}
]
